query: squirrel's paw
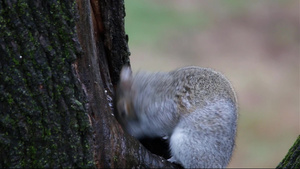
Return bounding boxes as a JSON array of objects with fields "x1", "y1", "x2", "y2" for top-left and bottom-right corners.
[
  {"x1": 167, "y1": 156, "x2": 177, "y2": 163},
  {"x1": 162, "y1": 135, "x2": 169, "y2": 140}
]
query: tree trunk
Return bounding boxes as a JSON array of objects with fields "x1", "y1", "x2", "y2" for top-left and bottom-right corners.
[
  {"x1": 0, "y1": 0, "x2": 93, "y2": 167},
  {"x1": 0, "y1": 0, "x2": 179, "y2": 168},
  {"x1": 276, "y1": 136, "x2": 300, "y2": 169}
]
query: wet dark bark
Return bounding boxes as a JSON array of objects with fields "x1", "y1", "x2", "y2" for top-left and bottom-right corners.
[
  {"x1": 276, "y1": 136, "x2": 300, "y2": 169},
  {"x1": 0, "y1": 0, "x2": 179, "y2": 168}
]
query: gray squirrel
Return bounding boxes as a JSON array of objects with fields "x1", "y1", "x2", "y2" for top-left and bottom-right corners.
[{"x1": 115, "y1": 66, "x2": 238, "y2": 168}]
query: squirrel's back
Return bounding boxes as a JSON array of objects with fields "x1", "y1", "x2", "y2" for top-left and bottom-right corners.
[{"x1": 169, "y1": 66, "x2": 237, "y2": 114}]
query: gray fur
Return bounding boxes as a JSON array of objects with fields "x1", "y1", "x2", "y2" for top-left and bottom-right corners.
[{"x1": 116, "y1": 66, "x2": 238, "y2": 168}]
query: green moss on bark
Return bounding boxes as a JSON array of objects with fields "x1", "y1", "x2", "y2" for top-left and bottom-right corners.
[
  {"x1": 277, "y1": 136, "x2": 300, "y2": 169},
  {"x1": 0, "y1": 0, "x2": 93, "y2": 168}
]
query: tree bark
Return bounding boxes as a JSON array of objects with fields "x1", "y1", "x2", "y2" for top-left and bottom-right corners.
[
  {"x1": 276, "y1": 136, "x2": 300, "y2": 169},
  {"x1": 0, "y1": 0, "x2": 179, "y2": 168},
  {"x1": 0, "y1": 0, "x2": 93, "y2": 167}
]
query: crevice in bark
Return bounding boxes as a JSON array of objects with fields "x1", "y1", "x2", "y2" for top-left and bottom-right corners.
[{"x1": 75, "y1": 0, "x2": 179, "y2": 168}]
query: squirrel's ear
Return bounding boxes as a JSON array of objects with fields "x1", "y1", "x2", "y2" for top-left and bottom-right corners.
[{"x1": 120, "y1": 66, "x2": 132, "y2": 83}]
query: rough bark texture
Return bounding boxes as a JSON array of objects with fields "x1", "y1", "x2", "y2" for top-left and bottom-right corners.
[
  {"x1": 0, "y1": 0, "x2": 179, "y2": 168},
  {"x1": 276, "y1": 136, "x2": 300, "y2": 169},
  {"x1": 0, "y1": 0, "x2": 93, "y2": 168}
]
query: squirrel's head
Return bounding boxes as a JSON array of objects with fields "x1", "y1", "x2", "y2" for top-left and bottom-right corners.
[{"x1": 115, "y1": 66, "x2": 138, "y2": 125}]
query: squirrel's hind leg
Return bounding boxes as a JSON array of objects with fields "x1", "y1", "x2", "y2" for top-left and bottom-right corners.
[{"x1": 169, "y1": 126, "x2": 225, "y2": 168}]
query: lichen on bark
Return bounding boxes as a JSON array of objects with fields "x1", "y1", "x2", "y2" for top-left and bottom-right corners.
[{"x1": 0, "y1": 0, "x2": 93, "y2": 168}]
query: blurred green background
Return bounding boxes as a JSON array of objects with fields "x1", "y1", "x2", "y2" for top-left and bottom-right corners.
[{"x1": 124, "y1": 0, "x2": 299, "y2": 168}]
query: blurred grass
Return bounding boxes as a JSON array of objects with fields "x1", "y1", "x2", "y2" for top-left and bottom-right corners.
[
  {"x1": 125, "y1": 0, "x2": 295, "y2": 47},
  {"x1": 124, "y1": 0, "x2": 299, "y2": 168},
  {"x1": 125, "y1": 0, "x2": 208, "y2": 46}
]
